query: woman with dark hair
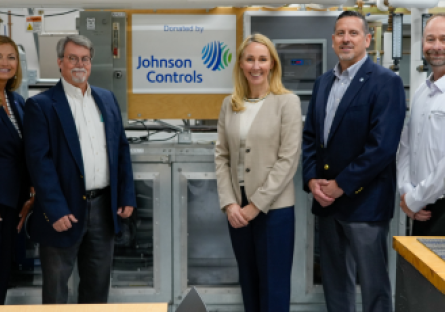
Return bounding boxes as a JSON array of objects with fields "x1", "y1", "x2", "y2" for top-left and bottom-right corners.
[{"x1": 0, "y1": 35, "x2": 33, "y2": 304}]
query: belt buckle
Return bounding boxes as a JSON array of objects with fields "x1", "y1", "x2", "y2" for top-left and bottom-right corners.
[{"x1": 86, "y1": 190, "x2": 96, "y2": 199}]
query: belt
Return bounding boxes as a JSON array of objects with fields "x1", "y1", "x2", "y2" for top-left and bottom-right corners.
[
  {"x1": 85, "y1": 187, "x2": 109, "y2": 200},
  {"x1": 426, "y1": 196, "x2": 445, "y2": 209}
]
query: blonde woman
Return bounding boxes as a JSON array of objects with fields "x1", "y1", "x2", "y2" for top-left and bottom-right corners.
[{"x1": 215, "y1": 33, "x2": 302, "y2": 312}]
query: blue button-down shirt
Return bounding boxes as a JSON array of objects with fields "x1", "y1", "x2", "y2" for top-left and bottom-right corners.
[{"x1": 324, "y1": 55, "x2": 368, "y2": 146}]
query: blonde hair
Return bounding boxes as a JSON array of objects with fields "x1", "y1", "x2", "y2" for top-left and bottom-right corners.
[
  {"x1": 0, "y1": 36, "x2": 22, "y2": 91},
  {"x1": 231, "y1": 33, "x2": 290, "y2": 112}
]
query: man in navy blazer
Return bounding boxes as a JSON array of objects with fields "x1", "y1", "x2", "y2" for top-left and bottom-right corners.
[
  {"x1": 302, "y1": 11, "x2": 405, "y2": 312},
  {"x1": 23, "y1": 35, "x2": 136, "y2": 304}
]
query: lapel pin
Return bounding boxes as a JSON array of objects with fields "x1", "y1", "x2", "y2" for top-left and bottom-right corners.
[{"x1": 359, "y1": 78, "x2": 364, "y2": 82}]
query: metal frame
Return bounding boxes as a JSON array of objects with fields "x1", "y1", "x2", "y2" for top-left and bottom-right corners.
[
  {"x1": 244, "y1": 11, "x2": 340, "y2": 112},
  {"x1": 108, "y1": 163, "x2": 172, "y2": 303},
  {"x1": 5, "y1": 287, "x2": 43, "y2": 305},
  {"x1": 289, "y1": 163, "x2": 327, "y2": 306},
  {"x1": 78, "y1": 11, "x2": 129, "y2": 125},
  {"x1": 5, "y1": 142, "x2": 404, "y2": 309},
  {"x1": 272, "y1": 38, "x2": 328, "y2": 95},
  {"x1": 172, "y1": 162, "x2": 243, "y2": 311},
  {"x1": 273, "y1": 38, "x2": 328, "y2": 73},
  {"x1": 243, "y1": 10, "x2": 342, "y2": 40}
]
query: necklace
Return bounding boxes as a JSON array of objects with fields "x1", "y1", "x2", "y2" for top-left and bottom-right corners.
[{"x1": 244, "y1": 90, "x2": 270, "y2": 103}]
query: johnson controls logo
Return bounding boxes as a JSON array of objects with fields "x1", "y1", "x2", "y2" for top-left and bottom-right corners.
[
  {"x1": 136, "y1": 40, "x2": 233, "y2": 84},
  {"x1": 202, "y1": 41, "x2": 232, "y2": 71}
]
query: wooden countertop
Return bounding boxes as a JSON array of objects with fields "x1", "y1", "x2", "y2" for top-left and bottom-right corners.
[
  {"x1": 0, "y1": 303, "x2": 168, "y2": 312},
  {"x1": 393, "y1": 236, "x2": 445, "y2": 295}
]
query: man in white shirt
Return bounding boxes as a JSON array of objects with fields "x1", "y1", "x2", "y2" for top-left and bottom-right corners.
[
  {"x1": 23, "y1": 35, "x2": 136, "y2": 303},
  {"x1": 398, "y1": 13, "x2": 445, "y2": 236}
]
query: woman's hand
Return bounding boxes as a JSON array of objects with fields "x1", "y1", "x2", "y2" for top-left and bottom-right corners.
[
  {"x1": 17, "y1": 189, "x2": 35, "y2": 232},
  {"x1": 240, "y1": 203, "x2": 261, "y2": 222},
  {"x1": 226, "y1": 203, "x2": 249, "y2": 228}
]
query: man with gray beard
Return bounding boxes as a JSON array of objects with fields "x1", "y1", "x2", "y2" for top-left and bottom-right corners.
[
  {"x1": 23, "y1": 35, "x2": 136, "y2": 303},
  {"x1": 398, "y1": 13, "x2": 445, "y2": 236}
]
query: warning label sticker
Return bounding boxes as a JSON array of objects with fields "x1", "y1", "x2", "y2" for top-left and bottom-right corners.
[
  {"x1": 26, "y1": 16, "x2": 42, "y2": 33},
  {"x1": 87, "y1": 18, "x2": 95, "y2": 30}
]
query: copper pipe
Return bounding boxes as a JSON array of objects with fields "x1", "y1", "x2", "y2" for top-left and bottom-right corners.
[
  {"x1": 7, "y1": 11, "x2": 12, "y2": 38},
  {"x1": 387, "y1": 7, "x2": 395, "y2": 32},
  {"x1": 357, "y1": 0, "x2": 363, "y2": 16}
]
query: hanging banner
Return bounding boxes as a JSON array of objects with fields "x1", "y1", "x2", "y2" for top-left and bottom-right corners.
[
  {"x1": 26, "y1": 16, "x2": 43, "y2": 33},
  {"x1": 132, "y1": 15, "x2": 236, "y2": 94}
]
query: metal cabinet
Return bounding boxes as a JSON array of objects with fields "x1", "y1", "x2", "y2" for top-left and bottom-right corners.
[
  {"x1": 171, "y1": 154, "x2": 403, "y2": 312},
  {"x1": 6, "y1": 153, "x2": 173, "y2": 305},
  {"x1": 107, "y1": 158, "x2": 173, "y2": 303},
  {"x1": 6, "y1": 232, "x2": 43, "y2": 304},
  {"x1": 5, "y1": 141, "x2": 405, "y2": 311},
  {"x1": 172, "y1": 161, "x2": 243, "y2": 312}
]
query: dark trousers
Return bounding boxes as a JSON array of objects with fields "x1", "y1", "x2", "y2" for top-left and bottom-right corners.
[
  {"x1": 228, "y1": 187, "x2": 295, "y2": 312},
  {"x1": 319, "y1": 215, "x2": 392, "y2": 312},
  {"x1": 412, "y1": 198, "x2": 445, "y2": 236},
  {"x1": 0, "y1": 205, "x2": 17, "y2": 305},
  {"x1": 40, "y1": 191, "x2": 115, "y2": 304}
]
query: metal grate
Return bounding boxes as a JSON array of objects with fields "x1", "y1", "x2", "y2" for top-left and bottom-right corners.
[{"x1": 417, "y1": 239, "x2": 445, "y2": 261}]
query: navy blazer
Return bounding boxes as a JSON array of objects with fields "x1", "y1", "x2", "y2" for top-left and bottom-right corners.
[
  {"x1": 23, "y1": 81, "x2": 136, "y2": 248},
  {"x1": 302, "y1": 57, "x2": 406, "y2": 222},
  {"x1": 0, "y1": 91, "x2": 29, "y2": 209}
]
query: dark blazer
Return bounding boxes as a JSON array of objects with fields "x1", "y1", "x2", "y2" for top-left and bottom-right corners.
[
  {"x1": 0, "y1": 91, "x2": 29, "y2": 209},
  {"x1": 23, "y1": 81, "x2": 136, "y2": 248},
  {"x1": 302, "y1": 57, "x2": 406, "y2": 222}
]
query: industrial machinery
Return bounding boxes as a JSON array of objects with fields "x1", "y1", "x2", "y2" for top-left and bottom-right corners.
[
  {"x1": 2, "y1": 1, "x2": 442, "y2": 309},
  {"x1": 245, "y1": 11, "x2": 340, "y2": 116},
  {"x1": 391, "y1": 12, "x2": 404, "y2": 72},
  {"x1": 77, "y1": 11, "x2": 128, "y2": 124},
  {"x1": 275, "y1": 39, "x2": 327, "y2": 93},
  {"x1": 16, "y1": 45, "x2": 29, "y2": 100}
]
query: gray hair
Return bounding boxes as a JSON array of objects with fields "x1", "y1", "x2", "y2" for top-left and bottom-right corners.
[{"x1": 56, "y1": 34, "x2": 94, "y2": 59}]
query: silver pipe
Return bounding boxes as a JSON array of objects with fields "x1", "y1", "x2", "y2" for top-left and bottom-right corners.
[
  {"x1": 153, "y1": 119, "x2": 183, "y2": 133},
  {"x1": 36, "y1": 78, "x2": 59, "y2": 84},
  {"x1": 27, "y1": 8, "x2": 40, "y2": 61}
]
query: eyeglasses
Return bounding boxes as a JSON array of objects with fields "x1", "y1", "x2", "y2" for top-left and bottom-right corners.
[{"x1": 65, "y1": 55, "x2": 92, "y2": 65}]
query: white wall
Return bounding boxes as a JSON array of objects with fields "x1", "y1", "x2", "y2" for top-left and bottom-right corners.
[{"x1": 0, "y1": 8, "x2": 80, "y2": 77}]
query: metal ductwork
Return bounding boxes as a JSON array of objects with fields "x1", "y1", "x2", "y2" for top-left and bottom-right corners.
[{"x1": 0, "y1": 0, "x2": 351, "y2": 9}]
